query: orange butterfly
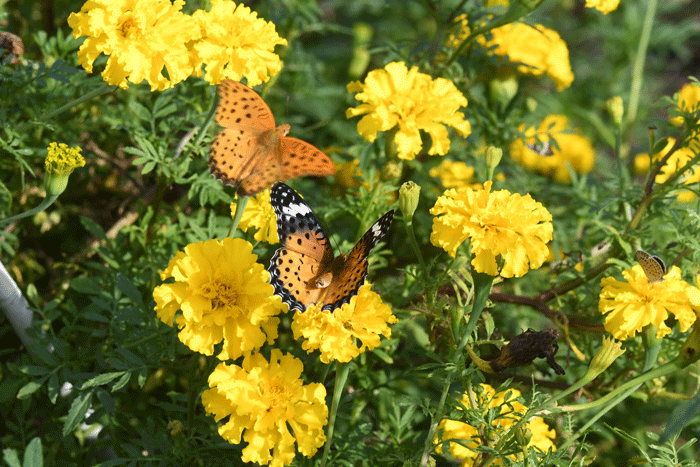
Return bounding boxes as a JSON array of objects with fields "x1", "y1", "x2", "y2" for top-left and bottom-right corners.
[
  {"x1": 209, "y1": 80, "x2": 336, "y2": 196},
  {"x1": 268, "y1": 182, "x2": 394, "y2": 312}
]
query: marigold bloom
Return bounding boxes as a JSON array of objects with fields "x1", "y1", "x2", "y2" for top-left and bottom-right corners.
[
  {"x1": 291, "y1": 284, "x2": 397, "y2": 363},
  {"x1": 230, "y1": 188, "x2": 278, "y2": 244},
  {"x1": 45, "y1": 143, "x2": 85, "y2": 196},
  {"x1": 192, "y1": 0, "x2": 287, "y2": 86},
  {"x1": 346, "y1": 61, "x2": 471, "y2": 160},
  {"x1": 670, "y1": 82, "x2": 700, "y2": 127},
  {"x1": 484, "y1": 23, "x2": 573, "y2": 91},
  {"x1": 153, "y1": 238, "x2": 284, "y2": 360},
  {"x1": 634, "y1": 137, "x2": 700, "y2": 202},
  {"x1": 585, "y1": 0, "x2": 620, "y2": 14},
  {"x1": 201, "y1": 350, "x2": 328, "y2": 466},
  {"x1": 599, "y1": 265, "x2": 700, "y2": 340},
  {"x1": 429, "y1": 159, "x2": 479, "y2": 189},
  {"x1": 510, "y1": 115, "x2": 595, "y2": 183},
  {"x1": 436, "y1": 384, "x2": 556, "y2": 465},
  {"x1": 68, "y1": 0, "x2": 198, "y2": 90},
  {"x1": 430, "y1": 181, "x2": 552, "y2": 277}
]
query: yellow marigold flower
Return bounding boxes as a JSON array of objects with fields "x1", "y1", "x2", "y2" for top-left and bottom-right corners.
[
  {"x1": 435, "y1": 384, "x2": 556, "y2": 465},
  {"x1": 510, "y1": 115, "x2": 595, "y2": 183},
  {"x1": 599, "y1": 265, "x2": 700, "y2": 340},
  {"x1": 153, "y1": 238, "x2": 284, "y2": 360},
  {"x1": 670, "y1": 82, "x2": 700, "y2": 127},
  {"x1": 291, "y1": 284, "x2": 397, "y2": 363},
  {"x1": 429, "y1": 159, "x2": 480, "y2": 189},
  {"x1": 346, "y1": 61, "x2": 472, "y2": 160},
  {"x1": 192, "y1": 0, "x2": 287, "y2": 86},
  {"x1": 484, "y1": 23, "x2": 574, "y2": 91},
  {"x1": 201, "y1": 350, "x2": 328, "y2": 466},
  {"x1": 637, "y1": 137, "x2": 700, "y2": 202},
  {"x1": 585, "y1": 0, "x2": 620, "y2": 14},
  {"x1": 430, "y1": 181, "x2": 553, "y2": 278},
  {"x1": 67, "y1": 0, "x2": 198, "y2": 90},
  {"x1": 45, "y1": 143, "x2": 85, "y2": 196},
  {"x1": 230, "y1": 188, "x2": 278, "y2": 244}
]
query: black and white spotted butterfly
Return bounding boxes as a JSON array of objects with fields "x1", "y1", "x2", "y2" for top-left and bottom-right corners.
[{"x1": 267, "y1": 182, "x2": 394, "y2": 312}]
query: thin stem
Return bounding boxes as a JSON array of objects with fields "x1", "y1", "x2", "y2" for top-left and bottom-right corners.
[
  {"x1": 404, "y1": 216, "x2": 428, "y2": 279},
  {"x1": 0, "y1": 194, "x2": 59, "y2": 228},
  {"x1": 625, "y1": 0, "x2": 657, "y2": 127},
  {"x1": 192, "y1": 85, "x2": 219, "y2": 149},
  {"x1": 320, "y1": 361, "x2": 351, "y2": 467},
  {"x1": 42, "y1": 83, "x2": 115, "y2": 120},
  {"x1": 420, "y1": 367, "x2": 454, "y2": 467},
  {"x1": 228, "y1": 196, "x2": 249, "y2": 237}
]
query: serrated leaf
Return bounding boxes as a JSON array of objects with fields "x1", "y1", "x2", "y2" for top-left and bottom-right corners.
[
  {"x1": 112, "y1": 372, "x2": 131, "y2": 391},
  {"x1": 62, "y1": 390, "x2": 93, "y2": 437},
  {"x1": 23, "y1": 437, "x2": 42, "y2": 467},
  {"x1": 81, "y1": 371, "x2": 128, "y2": 390},
  {"x1": 129, "y1": 101, "x2": 152, "y2": 123},
  {"x1": 115, "y1": 273, "x2": 143, "y2": 306}
]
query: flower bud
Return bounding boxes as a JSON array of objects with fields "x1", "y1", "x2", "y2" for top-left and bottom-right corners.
[
  {"x1": 583, "y1": 336, "x2": 625, "y2": 381},
  {"x1": 399, "y1": 181, "x2": 420, "y2": 219},
  {"x1": 606, "y1": 96, "x2": 624, "y2": 126}
]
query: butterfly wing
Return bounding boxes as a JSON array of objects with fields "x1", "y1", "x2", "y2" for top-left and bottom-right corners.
[
  {"x1": 279, "y1": 137, "x2": 336, "y2": 180},
  {"x1": 215, "y1": 80, "x2": 276, "y2": 130},
  {"x1": 320, "y1": 210, "x2": 394, "y2": 311},
  {"x1": 268, "y1": 182, "x2": 335, "y2": 311}
]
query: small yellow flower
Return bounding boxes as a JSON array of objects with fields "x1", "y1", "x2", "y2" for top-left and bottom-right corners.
[
  {"x1": 230, "y1": 188, "x2": 278, "y2": 244},
  {"x1": 484, "y1": 23, "x2": 574, "y2": 91},
  {"x1": 67, "y1": 0, "x2": 198, "y2": 90},
  {"x1": 670, "y1": 82, "x2": 700, "y2": 127},
  {"x1": 201, "y1": 350, "x2": 328, "y2": 467},
  {"x1": 435, "y1": 384, "x2": 556, "y2": 465},
  {"x1": 192, "y1": 0, "x2": 287, "y2": 86},
  {"x1": 429, "y1": 159, "x2": 479, "y2": 189},
  {"x1": 291, "y1": 284, "x2": 397, "y2": 363},
  {"x1": 585, "y1": 0, "x2": 620, "y2": 14},
  {"x1": 45, "y1": 143, "x2": 85, "y2": 196},
  {"x1": 584, "y1": 336, "x2": 626, "y2": 381},
  {"x1": 510, "y1": 115, "x2": 595, "y2": 183},
  {"x1": 153, "y1": 238, "x2": 285, "y2": 360},
  {"x1": 430, "y1": 181, "x2": 553, "y2": 278},
  {"x1": 346, "y1": 61, "x2": 471, "y2": 160},
  {"x1": 599, "y1": 265, "x2": 700, "y2": 340}
]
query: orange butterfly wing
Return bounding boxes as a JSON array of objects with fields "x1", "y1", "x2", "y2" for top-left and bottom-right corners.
[{"x1": 209, "y1": 80, "x2": 336, "y2": 196}]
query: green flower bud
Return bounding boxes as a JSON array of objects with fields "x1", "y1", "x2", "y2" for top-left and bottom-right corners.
[
  {"x1": 44, "y1": 142, "x2": 85, "y2": 196},
  {"x1": 606, "y1": 96, "x2": 624, "y2": 126},
  {"x1": 399, "y1": 181, "x2": 421, "y2": 219}
]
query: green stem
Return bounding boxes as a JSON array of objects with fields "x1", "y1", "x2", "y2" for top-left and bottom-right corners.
[
  {"x1": 320, "y1": 361, "x2": 351, "y2": 467},
  {"x1": 228, "y1": 196, "x2": 249, "y2": 238},
  {"x1": 42, "y1": 83, "x2": 116, "y2": 120},
  {"x1": 192, "y1": 86, "x2": 219, "y2": 149},
  {"x1": 419, "y1": 367, "x2": 454, "y2": 467},
  {"x1": 625, "y1": 0, "x2": 657, "y2": 127},
  {"x1": 0, "y1": 194, "x2": 59, "y2": 228},
  {"x1": 404, "y1": 215, "x2": 428, "y2": 279}
]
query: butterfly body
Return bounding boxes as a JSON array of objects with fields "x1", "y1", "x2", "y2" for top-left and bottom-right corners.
[
  {"x1": 209, "y1": 80, "x2": 335, "y2": 196},
  {"x1": 268, "y1": 182, "x2": 394, "y2": 312},
  {"x1": 635, "y1": 249, "x2": 666, "y2": 283}
]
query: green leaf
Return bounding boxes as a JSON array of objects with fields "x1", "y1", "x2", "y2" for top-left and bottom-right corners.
[
  {"x1": 71, "y1": 277, "x2": 104, "y2": 296},
  {"x1": 2, "y1": 448, "x2": 21, "y2": 467},
  {"x1": 18, "y1": 366, "x2": 49, "y2": 376},
  {"x1": 22, "y1": 437, "x2": 42, "y2": 467},
  {"x1": 111, "y1": 372, "x2": 131, "y2": 392},
  {"x1": 62, "y1": 390, "x2": 94, "y2": 437},
  {"x1": 128, "y1": 101, "x2": 152, "y2": 123},
  {"x1": 81, "y1": 371, "x2": 129, "y2": 390},
  {"x1": 80, "y1": 216, "x2": 107, "y2": 241},
  {"x1": 115, "y1": 273, "x2": 143, "y2": 307},
  {"x1": 17, "y1": 376, "x2": 48, "y2": 399},
  {"x1": 47, "y1": 372, "x2": 59, "y2": 404},
  {"x1": 660, "y1": 391, "x2": 700, "y2": 443}
]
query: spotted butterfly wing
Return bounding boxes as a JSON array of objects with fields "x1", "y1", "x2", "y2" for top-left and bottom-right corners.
[
  {"x1": 209, "y1": 80, "x2": 336, "y2": 196},
  {"x1": 268, "y1": 182, "x2": 394, "y2": 312},
  {"x1": 635, "y1": 249, "x2": 666, "y2": 283}
]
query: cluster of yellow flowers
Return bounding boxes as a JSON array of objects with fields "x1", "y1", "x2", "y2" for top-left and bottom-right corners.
[{"x1": 68, "y1": 0, "x2": 286, "y2": 90}]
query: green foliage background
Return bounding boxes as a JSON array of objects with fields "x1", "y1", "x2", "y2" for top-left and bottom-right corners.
[{"x1": 2, "y1": 0, "x2": 700, "y2": 465}]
